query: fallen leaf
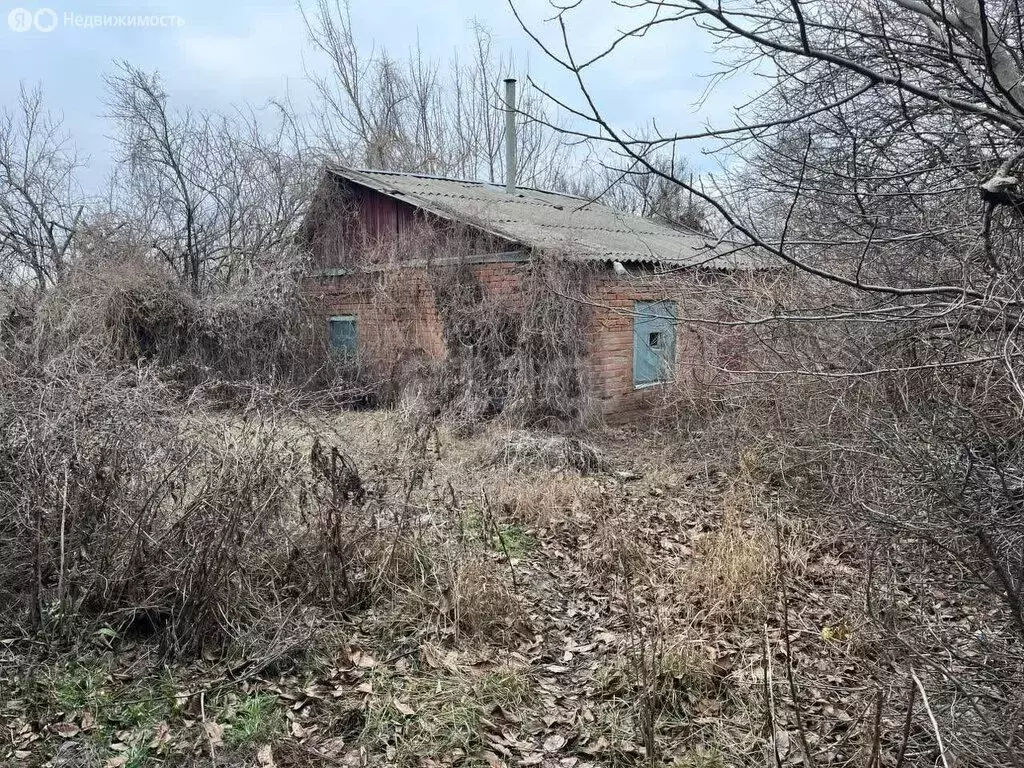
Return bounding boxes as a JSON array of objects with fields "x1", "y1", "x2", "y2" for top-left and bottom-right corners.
[
  {"x1": 775, "y1": 729, "x2": 791, "y2": 758},
  {"x1": 393, "y1": 699, "x2": 416, "y2": 717},
  {"x1": 53, "y1": 722, "x2": 80, "y2": 739},
  {"x1": 421, "y1": 643, "x2": 446, "y2": 669},
  {"x1": 149, "y1": 721, "x2": 171, "y2": 750},
  {"x1": 317, "y1": 736, "x2": 346, "y2": 757},
  {"x1": 543, "y1": 734, "x2": 567, "y2": 752},
  {"x1": 349, "y1": 650, "x2": 376, "y2": 669},
  {"x1": 257, "y1": 744, "x2": 277, "y2": 767},
  {"x1": 203, "y1": 721, "x2": 224, "y2": 747},
  {"x1": 104, "y1": 758, "x2": 129, "y2": 768}
]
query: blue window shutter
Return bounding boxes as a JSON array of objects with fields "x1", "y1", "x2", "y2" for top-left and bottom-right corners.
[
  {"x1": 633, "y1": 301, "x2": 676, "y2": 386},
  {"x1": 328, "y1": 316, "x2": 358, "y2": 358}
]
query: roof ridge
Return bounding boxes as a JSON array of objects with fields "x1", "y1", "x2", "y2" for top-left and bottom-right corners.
[{"x1": 327, "y1": 163, "x2": 592, "y2": 204}]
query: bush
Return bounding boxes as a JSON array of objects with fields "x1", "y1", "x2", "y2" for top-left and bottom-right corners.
[
  {"x1": 17, "y1": 253, "x2": 349, "y2": 399},
  {"x1": 0, "y1": 254, "x2": 380, "y2": 656},
  {"x1": 0, "y1": 350, "x2": 379, "y2": 656}
]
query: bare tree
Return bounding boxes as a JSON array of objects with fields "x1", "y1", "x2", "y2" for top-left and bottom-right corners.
[
  {"x1": 105, "y1": 63, "x2": 314, "y2": 290},
  {"x1": 513, "y1": 0, "x2": 1024, "y2": 762},
  {"x1": 105, "y1": 63, "x2": 209, "y2": 289},
  {"x1": 0, "y1": 84, "x2": 84, "y2": 293},
  {"x1": 301, "y1": 0, "x2": 577, "y2": 188},
  {"x1": 602, "y1": 152, "x2": 710, "y2": 231},
  {"x1": 511, "y1": 0, "x2": 1024, "y2": 299}
]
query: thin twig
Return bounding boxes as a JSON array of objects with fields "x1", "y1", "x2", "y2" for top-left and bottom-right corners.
[{"x1": 912, "y1": 669, "x2": 951, "y2": 768}]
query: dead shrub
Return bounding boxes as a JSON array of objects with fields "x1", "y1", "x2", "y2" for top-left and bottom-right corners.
[
  {"x1": 326, "y1": 229, "x2": 596, "y2": 430},
  {"x1": 20, "y1": 254, "x2": 348, "y2": 399},
  {"x1": 0, "y1": 358, "x2": 176, "y2": 631},
  {"x1": 430, "y1": 255, "x2": 596, "y2": 430},
  {"x1": 0, "y1": 347, "x2": 382, "y2": 656},
  {"x1": 491, "y1": 430, "x2": 607, "y2": 474},
  {"x1": 429, "y1": 262, "x2": 521, "y2": 427},
  {"x1": 503, "y1": 257, "x2": 595, "y2": 427}
]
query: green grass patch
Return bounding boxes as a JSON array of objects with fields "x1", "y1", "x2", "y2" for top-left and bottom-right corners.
[
  {"x1": 363, "y1": 663, "x2": 533, "y2": 766},
  {"x1": 225, "y1": 694, "x2": 284, "y2": 747},
  {"x1": 44, "y1": 662, "x2": 113, "y2": 713},
  {"x1": 461, "y1": 509, "x2": 536, "y2": 559},
  {"x1": 490, "y1": 523, "x2": 535, "y2": 559}
]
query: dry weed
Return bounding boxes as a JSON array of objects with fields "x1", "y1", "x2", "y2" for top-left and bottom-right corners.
[
  {"x1": 491, "y1": 430, "x2": 607, "y2": 474},
  {"x1": 490, "y1": 472, "x2": 603, "y2": 527},
  {"x1": 362, "y1": 661, "x2": 533, "y2": 767}
]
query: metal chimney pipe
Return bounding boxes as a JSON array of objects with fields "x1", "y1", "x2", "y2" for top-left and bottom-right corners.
[{"x1": 504, "y1": 78, "x2": 518, "y2": 195}]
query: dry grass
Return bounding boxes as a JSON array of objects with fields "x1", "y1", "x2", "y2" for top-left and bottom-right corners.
[
  {"x1": 490, "y1": 471, "x2": 604, "y2": 527},
  {"x1": 682, "y1": 480, "x2": 778, "y2": 625},
  {"x1": 384, "y1": 546, "x2": 529, "y2": 643},
  {"x1": 362, "y1": 659, "x2": 534, "y2": 767}
]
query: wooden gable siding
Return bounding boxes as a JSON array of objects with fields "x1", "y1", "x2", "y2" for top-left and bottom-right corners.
[
  {"x1": 310, "y1": 179, "x2": 518, "y2": 270},
  {"x1": 351, "y1": 184, "x2": 421, "y2": 240},
  {"x1": 308, "y1": 181, "x2": 424, "y2": 269}
]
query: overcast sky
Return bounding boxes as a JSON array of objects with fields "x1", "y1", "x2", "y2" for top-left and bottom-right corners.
[{"x1": 0, "y1": 0, "x2": 749, "y2": 193}]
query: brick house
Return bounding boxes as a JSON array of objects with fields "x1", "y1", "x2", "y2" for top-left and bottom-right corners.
[{"x1": 300, "y1": 164, "x2": 763, "y2": 420}]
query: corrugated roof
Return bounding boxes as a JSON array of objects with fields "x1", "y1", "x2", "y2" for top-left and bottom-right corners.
[{"x1": 326, "y1": 165, "x2": 761, "y2": 270}]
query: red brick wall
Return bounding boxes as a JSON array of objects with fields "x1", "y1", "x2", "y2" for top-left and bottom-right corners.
[
  {"x1": 308, "y1": 260, "x2": 749, "y2": 420},
  {"x1": 307, "y1": 261, "x2": 526, "y2": 375},
  {"x1": 584, "y1": 269, "x2": 751, "y2": 420}
]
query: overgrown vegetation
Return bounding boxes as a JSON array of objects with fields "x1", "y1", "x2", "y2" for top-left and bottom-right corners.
[
  {"x1": 5, "y1": 241, "x2": 1020, "y2": 766},
  {"x1": 331, "y1": 224, "x2": 598, "y2": 430},
  {"x1": 5, "y1": 0, "x2": 1024, "y2": 764},
  {"x1": 430, "y1": 256, "x2": 594, "y2": 430}
]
